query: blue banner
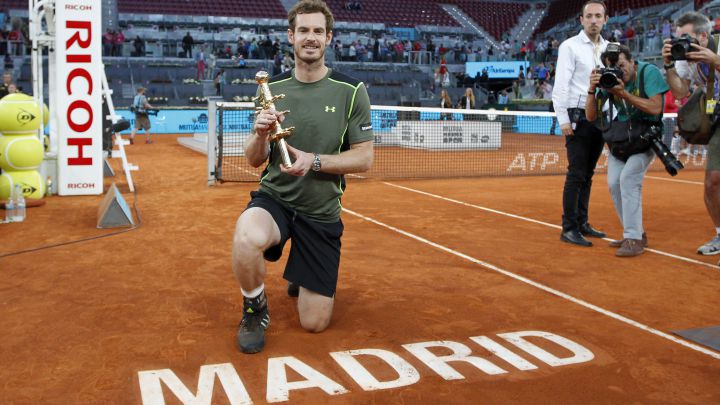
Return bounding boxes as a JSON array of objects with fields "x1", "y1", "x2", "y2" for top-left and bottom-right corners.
[
  {"x1": 116, "y1": 109, "x2": 254, "y2": 134},
  {"x1": 390, "y1": 27, "x2": 416, "y2": 41},
  {"x1": 516, "y1": 115, "x2": 560, "y2": 135},
  {"x1": 371, "y1": 109, "x2": 398, "y2": 133},
  {"x1": 115, "y1": 108, "x2": 559, "y2": 136},
  {"x1": 465, "y1": 61, "x2": 530, "y2": 79}
]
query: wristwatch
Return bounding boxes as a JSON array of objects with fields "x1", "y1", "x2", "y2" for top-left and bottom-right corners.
[
  {"x1": 311, "y1": 153, "x2": 322, "y2": 172},
  {"x1": 664, "y1": 62, "x2": 675, "y2": 70}
]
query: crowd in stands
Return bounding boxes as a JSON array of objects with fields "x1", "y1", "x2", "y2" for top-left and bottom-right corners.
[
  {"x1": 103, "y1": 29, "x2": 126, "y2": 57},
  {"x1": 0, "y1": 16, "x2": 26, "y2": 57},
  {"x1": 3, "y1": 0, "x2": 719, "y2": 112}
]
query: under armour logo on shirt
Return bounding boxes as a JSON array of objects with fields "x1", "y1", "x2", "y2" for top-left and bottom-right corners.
[{"x1": 325, "y1": 106, "x2": 336, "y2": 112}]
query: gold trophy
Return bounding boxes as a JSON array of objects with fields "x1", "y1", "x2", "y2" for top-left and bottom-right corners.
[{"x1": 254, "y1": 71, "x2": 295, "y2": 168}]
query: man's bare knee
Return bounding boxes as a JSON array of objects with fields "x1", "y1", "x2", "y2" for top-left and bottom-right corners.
[
  {"x1": 300, "y1": 314, "x2": 331, "y2": 333},
  {"x1": 233, "y1": 226, "x2": 263, "y2": 256},
  {"x1": 232, "y1": 208, "x2": 279, "y2": 256},
  {"x1": 297, "y1": 288, "x2": 334, "y2": 333}
]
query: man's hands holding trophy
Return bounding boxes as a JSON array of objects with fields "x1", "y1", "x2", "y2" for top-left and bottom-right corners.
[{"x1": 254, "y1": 71, "x2": 317, "y2": 176}]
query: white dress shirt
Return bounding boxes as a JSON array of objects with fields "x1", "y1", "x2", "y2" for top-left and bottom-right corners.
[{"x1": 552, "y1": 30, "x2": 608, "y2": 126}]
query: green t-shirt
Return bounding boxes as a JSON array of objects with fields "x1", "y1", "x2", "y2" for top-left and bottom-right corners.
[
  {"x1": 599, "y1": 61, "x2": 669, "y2": 122},
  {"x1": 257, "y1": 68, "x2": 373, "y2": 222}
]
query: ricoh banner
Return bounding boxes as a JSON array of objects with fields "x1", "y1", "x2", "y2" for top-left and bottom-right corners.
[
  {"x1": 55, "y1": 0, "x2": 103, "y2": 195},
  {"x1": 381, "y1": 121, "x2": 502, "y2": 150}
]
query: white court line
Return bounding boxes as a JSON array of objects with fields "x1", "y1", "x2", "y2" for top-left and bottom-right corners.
[
  {"x1": 383, "y1": 182, "x2": 720, "y2": 271},
  {"x1": 342, "y1": 207, "x2": 720, "y2": 360},
  {"x1": 646, "y1": 175, "x2": 704, "y2": 186}
]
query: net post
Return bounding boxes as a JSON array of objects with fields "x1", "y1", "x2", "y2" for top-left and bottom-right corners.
[{"x1": 207, "y1": 100, "x2": 218, "y2": 186}]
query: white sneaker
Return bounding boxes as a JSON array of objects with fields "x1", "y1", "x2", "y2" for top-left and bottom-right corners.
[
  {"x1": 697, "y1": 235, "x2": 720, "y2": 255},
  {"x1": 679, "y1": 148, "x2": 691, "y2": 156}
]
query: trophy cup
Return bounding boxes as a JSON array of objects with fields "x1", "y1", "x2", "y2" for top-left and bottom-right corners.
[{"x1": 254, "y1": 71, "x2": 295, "y2": 168}]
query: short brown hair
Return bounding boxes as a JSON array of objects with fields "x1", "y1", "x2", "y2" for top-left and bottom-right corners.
[
  {"x1": 582, "y1": 0, "x2": 607, "y2": 17},
  {"x1": 288, "y1": 0, "x2": 334, "y2": 33}
]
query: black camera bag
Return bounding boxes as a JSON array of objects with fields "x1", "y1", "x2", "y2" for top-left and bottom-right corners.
[
  {"x1": 604, "y1": 120, "x2": 653, "y2": 161},
  {"x1": 677, "y1": 34, "x2": 720, "y2": 145}
]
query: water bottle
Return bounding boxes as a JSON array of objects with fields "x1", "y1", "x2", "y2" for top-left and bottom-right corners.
[
  {"x1": 4, "y1": 188, "x2": 15, "y2": 223},
  {"x1": 11, "y1": 184, "x2": 25, "y2": 222}
]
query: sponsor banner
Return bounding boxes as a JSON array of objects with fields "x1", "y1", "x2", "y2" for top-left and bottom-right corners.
[
  {"x1": 116, "y1": 109, "x2": 254, "y2": 134},
  {"x1": 371, "y1": 109, "x2": 398, "y2": 133},
  {"x1": 390, "y1": 27, "x2": 417, "y2": 41},
  {"x1": 377, "y1": 121, "x2": 501, "y2": 150},
  {"x1": 115, "y1": 109, "x2": 559, "y2": 140},
  {"x1": 465, "y1": 61, "x2": 530, "y2": 79},
  {"x1": 56, "y1": 0, "x2": 103, "y2": 195},
  {"x1": 516, "y1": 115, "x2": 561, "y2": 135}
]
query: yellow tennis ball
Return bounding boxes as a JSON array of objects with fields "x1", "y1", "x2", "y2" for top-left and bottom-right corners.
[
  {"x1": 0, "y1": 134, "x2": 44, "y2": 170},
  {"x1": 0, "y1": 170, "x2": 45, "y2": 200},
  {"x1": 43, "y1": 103, "x2": 50, "y2": 127},
  {"x1": 0, "y1": 93, "x2": 42, "y2": 133}
]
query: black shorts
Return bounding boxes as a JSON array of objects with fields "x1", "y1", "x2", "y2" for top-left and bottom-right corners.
[{"x1": 245, "y1": 191, "x2": 343, "y2": 298}]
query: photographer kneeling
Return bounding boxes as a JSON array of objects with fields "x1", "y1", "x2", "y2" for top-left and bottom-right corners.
[{"x1": 586, "y1": 44, "x2": 670, "y2": 257}]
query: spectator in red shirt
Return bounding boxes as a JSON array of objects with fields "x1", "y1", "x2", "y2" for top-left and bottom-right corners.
[{"x1": 113, "y1": 30, "x2": 125, "y2": 57}]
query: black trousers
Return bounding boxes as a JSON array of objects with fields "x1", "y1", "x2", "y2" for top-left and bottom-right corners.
[{"x1": 562, "y1": 119, "x2": 605, "y2": 232}]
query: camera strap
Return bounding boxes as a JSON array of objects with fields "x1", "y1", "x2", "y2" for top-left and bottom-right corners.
[
  {"x1": 698, "y1": 34, "x2": 719, "y2": 108},
  {"x1": 706, "y1": 36, "x2": 717, "y2": 108}
]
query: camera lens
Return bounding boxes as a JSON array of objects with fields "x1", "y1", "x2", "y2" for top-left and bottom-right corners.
[
  {"x1": 670, "y1": 43, "x2": 688, "y2": 61},
  {"x1": 599, "y1": 72, "x2": 618, "y2": 88}
]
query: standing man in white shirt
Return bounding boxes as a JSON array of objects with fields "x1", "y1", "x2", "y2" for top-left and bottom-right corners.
[{"x1": 552, "y1": 0, "x2": 609, "y2": 247}]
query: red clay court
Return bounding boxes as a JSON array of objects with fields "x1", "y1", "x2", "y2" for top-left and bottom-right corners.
[{"x1": 2, "y1": 134, "x2": 719, "y2": 404}]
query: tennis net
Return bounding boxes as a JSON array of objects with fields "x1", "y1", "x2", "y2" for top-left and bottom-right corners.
[{"x1": 209, "y1": 103, "x2": 705, "y2": 183}]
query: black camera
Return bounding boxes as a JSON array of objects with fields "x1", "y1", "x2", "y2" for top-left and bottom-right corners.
[
  {"x1": 598, "y1": 43, "x2": 624, "y2": 88},
  {"x1": 641, "y1": 125, "x2": 684, "y2": 176},
  {"x1": 599, "y1": 66, "x2": 624, "y2": 89},
  {"x1": 670, "y1": 34, "x2": 700, "y2": 61}
]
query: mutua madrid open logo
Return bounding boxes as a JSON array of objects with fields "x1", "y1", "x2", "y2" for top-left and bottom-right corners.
[
  {"x1": 197, "y1": 113, "x2": 208, "y2": 124},
  {"x1": 17, "y1": 108, "x2": 37, "y2": 127}
]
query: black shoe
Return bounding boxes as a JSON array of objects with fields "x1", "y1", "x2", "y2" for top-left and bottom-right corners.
[
  {"x1": 561, "y1": 230, "x2": 593, "y2": 247},
  {"x1": 237, "y1": 291, "x2": 270, "y2": 354},
  {"x1": 287, "y1": 281, "x2": 299, "y2": 298},
  {"x1": 580, "y1": 223, "x2": 606, "y2": 238}
]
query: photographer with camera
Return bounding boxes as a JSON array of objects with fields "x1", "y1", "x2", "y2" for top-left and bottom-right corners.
[
  {"x1": 586, "y1": 44, "x2": 670, "y2": 257},
  {"x1": 552, "y1": 0, "x2": 609, "y2": 247},
  {"x1": 662, "y1": 12, "x2": 720, "y2": 256}
]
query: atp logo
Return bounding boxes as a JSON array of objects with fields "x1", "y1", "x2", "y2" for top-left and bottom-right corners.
[
  {"x1": 325, "y1": 106, "x2": 336, "y2": 113},
  {"x1": 16, "y1": 109, "x2": 37, "y2": 126}
]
